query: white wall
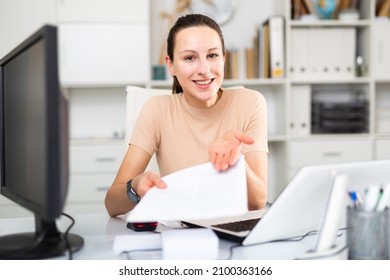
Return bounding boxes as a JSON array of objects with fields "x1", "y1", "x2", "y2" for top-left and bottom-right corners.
[
  {"x1": 0, "y1": 0, "x2": 57, "y2": 58},
  {"x1": 150, "y1": 0, "x2": 276, "y2": 78},
  {"x1": 1, "y1": 0, "x2": 276, "y2": 65}
]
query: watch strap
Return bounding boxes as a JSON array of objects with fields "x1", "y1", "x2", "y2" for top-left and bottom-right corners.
[{"x1": 126, "y1": 179, "x2": 140, "y2": 204}]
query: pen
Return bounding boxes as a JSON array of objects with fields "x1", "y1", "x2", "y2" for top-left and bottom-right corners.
[
  {"x1": 348, "y1": 190, "x2": 360, "y2": 209},
  {"x1": 375, "y1": 187, "x2": 384, "y2": 209},
  {"x1": 363, "y1": 185, "x2": 381, "y2": 212},
  {"x1": 356, "y1": 191, "x2": 364, "y2": 206},
  {"x1": 376, "y1": 182, "x2": 390, "y2": 211}
]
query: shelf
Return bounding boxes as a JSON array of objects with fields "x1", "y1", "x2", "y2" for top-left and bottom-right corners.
[
  {"x1": 61, "y1": 78, "x2": 291, "y2": 89},
  {"x1": 290, "y1": 19, "x2": 371, "y2": 27},
  {"x1": 70, "y1": 138, "x2": 125, "y2": 146},
  {"x1": 268, "y1": 134, "x2": 287, "y2": 142},
  {"x1": 223, "y1": 78, "x2": 286, "y2": 87},
  {"x1": 148, "y1": 78, "x2": 287, "y2": 89},
  {"x1": 375, "y1": 79, "x2": 390, "y2": 84},
  {"x1": 375, "y1": 134, "x2": 390, "y2": 138},
  {"x1": 61, "y1": 81, "x2": 146, "y2": 89},
  {"x1": 148, "y1": 80, "x2": 173, "y2": 88},
  {"x1": 290, "y1": 77, "x2": 371, "y2": 85},
  {"x1": 289, "y1": 134, "x2": 372, "y2": 140}
]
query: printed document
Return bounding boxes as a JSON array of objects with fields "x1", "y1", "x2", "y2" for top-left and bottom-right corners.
[{"x1": 127, "y1": 156, "x2": 248, "y2": 222}]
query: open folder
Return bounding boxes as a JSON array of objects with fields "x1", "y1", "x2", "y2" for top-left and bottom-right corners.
[{"x1": 127, "y1": 156, "x2": 248, "y2": 223}]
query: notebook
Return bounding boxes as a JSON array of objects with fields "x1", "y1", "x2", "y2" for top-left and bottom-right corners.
[{"x1": 183, "y1": 159, "x2": 390, "y2": 246}]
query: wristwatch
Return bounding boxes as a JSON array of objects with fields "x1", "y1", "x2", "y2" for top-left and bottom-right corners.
[{"x1": 126, "y1": 179, "x2": 140, "y2": 204}]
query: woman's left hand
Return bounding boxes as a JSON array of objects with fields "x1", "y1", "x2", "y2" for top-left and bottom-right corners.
[{"x1": 209, "y1": 130, "x2": 254, "y2": 171}]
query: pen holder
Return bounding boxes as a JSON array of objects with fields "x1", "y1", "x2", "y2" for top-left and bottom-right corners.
[{"x1": 347, "y1": 206, "x2": 390, "y2": 260}]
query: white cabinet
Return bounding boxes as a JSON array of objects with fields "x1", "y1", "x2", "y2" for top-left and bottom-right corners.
[
  {"x1": 66, "y1": 140, "x2": 125, "y2": 209},
  {"x1": 68, "y1": 174, "x2": 117, "y2": 202},
  {"x1": 375, "y1": 139, "x2": 390, "y2": 160},
  {"x1": 58, "y1": 0, "x2": 150, "y2": 214},
  {"x1": 70, "y1": 143, "x2": 124, "y2": 173},
  {"x1": 57, "y1": 0, "x2": 148, "y2": 23},
  {"x1": 290, "y1": 85, "x2": 311, "y2": 136},
  {"x1": 372, "y1": 20, "x2": 390, "y2": 81},
  {"x1": 288, "y1": 139, "x2": 373, "y2": 178},
  {"x1": 375, "y1": 83, "x2": 390, "y2": 134},
  {"x1": 282, "y1": 0, "x2": 390, "y2": 183},
  {"x1": 59, "y1": 24, "x2": 149, "y2": 85},
  {"x1": 289, "y1": 28, "x2": 356, "y2": 81},
  {"x1": 57, "y1": 0, "x2": 150, "y2": 85}
]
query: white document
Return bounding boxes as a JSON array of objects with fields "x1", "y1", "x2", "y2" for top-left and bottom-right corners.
[
  {"x1": 269, "y1": 16, "x2": 285, "y2": 78},
  {"x1": 306, "y1": 28, "x2": 355, "y2": 80},
  {"x1": 290, "y1": 84, "x2": 311, "y2": 136},
  {"x1": 340, "y1": 28, "x2": 356, "y2": 79},
  {"x1": 127, "y1": 156, "x2": 248, "y2": 222},
  {"x1": 373, "y1": 20, "x2": 390, "y2": 80},
  {"x1": 290, "y1": 28, "x2": 310, "y2": 80}
]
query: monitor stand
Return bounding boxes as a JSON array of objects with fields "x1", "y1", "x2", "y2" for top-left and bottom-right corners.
[{"x1": 0, "y1": 215, "x2": 84, "y2": 260}]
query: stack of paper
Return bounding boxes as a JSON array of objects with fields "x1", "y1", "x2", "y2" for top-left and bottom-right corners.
[{"x1": 127, "y1": 156, "x2": 248, "y2": 222}]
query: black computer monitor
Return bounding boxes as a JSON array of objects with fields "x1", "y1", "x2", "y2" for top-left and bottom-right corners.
[{"x1": 0, "y1": 25, "x2": 83, "y2": 259}]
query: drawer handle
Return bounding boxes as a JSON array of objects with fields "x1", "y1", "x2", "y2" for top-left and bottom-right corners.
[
  {"x1": 322, "y1": 152, "x2": 342, "y2": 157},
  {"x1": 96, "y1": 186, "x2": 110, "y2": 192},
  {"x1": 95, "y1": 157, "x2": 116, "y2": 162}
]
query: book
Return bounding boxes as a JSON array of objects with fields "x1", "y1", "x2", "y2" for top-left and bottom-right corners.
[
  {"x1": 224, "y1": 50, "x2": 231, "y2": 79},
  {"x1": 291, "y1": 0, "x2": 315, "y2": 20},
  {"x1": 229, "y1": 49, "x2": 239, "y2": 79},
  {"x1": 245, "y1": 47, "x2": 256, "y2": 79},
  {"x1": 259, "y1": 21, "x2": 270, "y2": 78},
  {"x1": 292, "y1": 0, "x2": 302, "y2": 19},
  {"x1": 224, "y1": 49, "x2": 239, "y2": 79}
]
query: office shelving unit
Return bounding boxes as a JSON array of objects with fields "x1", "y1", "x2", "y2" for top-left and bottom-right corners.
[
  {"x1": 48, "y1": 0, "x2": 390, "y2": 207},
  {"x1": 148, "y1": 1, "x2": 390, "y2": 200}
]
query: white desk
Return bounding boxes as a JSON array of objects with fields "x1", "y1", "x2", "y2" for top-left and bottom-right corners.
[{"x1": 0, "y1": 213, "x2": 345, "y2": 260}]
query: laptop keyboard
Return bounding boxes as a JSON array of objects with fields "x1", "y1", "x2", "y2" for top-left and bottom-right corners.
[{"x1": 212, "y1": 218, "x2": 261, "y2": 232}]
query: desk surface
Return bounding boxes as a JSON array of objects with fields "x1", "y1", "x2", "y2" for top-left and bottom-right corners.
[{"x1": 0, "y1": 213, "x2": 344, "y2": 260}]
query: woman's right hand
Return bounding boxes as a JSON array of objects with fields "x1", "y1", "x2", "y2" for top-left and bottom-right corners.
[
  {"x1": 105, "y1": 145, "x2": 166, "y2": 217},
  {"x1": 132, "y1": 171, "x2": 167, "y2": 198}
]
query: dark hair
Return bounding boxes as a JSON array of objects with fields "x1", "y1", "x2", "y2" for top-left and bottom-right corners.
[{"x1": 166, "y1": 14, "x2": 225, "y2": 94}]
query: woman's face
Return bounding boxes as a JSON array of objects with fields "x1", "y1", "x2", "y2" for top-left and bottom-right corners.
[{"x1": 166, "y1": 26, "x2": 225, "y2": 108}]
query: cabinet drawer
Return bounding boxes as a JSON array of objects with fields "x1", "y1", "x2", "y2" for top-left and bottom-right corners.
[
  {"x1": 70, "y1": 144, "x2": 124, "y2": 173},
  {"x1": 68, "y1": 174, "x2": 115, "y2": 202},
  {"x1": 289, "y1": 139, "x2": 372, "y2": 167},
  {"x1": 375, "y1": 139, "x2": 390, "y2": 160}
]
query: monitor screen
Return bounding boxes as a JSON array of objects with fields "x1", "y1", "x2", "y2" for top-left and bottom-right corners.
[{"x1": 0, "y1": 25, "x2": 83, "y2": 259}]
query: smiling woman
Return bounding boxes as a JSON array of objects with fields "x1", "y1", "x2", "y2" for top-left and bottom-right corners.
[
  {"x1": 165, "y1": 25, "x2": 225, "y2": 108},
  {"x1": 165, "y1": 13, "x2": 226, "y2": 97},
  {"x1": 105, "y1": 14, "x2": 269, "y2": 218}
]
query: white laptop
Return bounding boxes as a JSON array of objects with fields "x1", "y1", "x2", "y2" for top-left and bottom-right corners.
[{"x1": 183, "y1": 160, "x2": 390, "y2": 246}]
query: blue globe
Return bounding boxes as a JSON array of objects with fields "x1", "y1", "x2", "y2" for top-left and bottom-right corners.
[{"x1": 313, "y1": 0, "x2": 337, "y2": 19}]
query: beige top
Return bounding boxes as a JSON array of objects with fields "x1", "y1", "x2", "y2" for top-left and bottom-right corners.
[{"x1": 130, "y1": 87, "x2": 268, "y2": 176}]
